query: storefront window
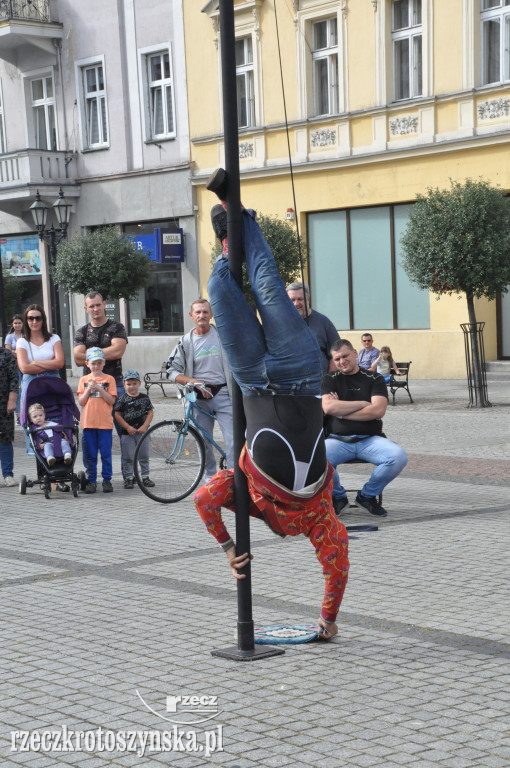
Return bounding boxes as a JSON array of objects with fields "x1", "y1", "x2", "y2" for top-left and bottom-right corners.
[{"x1": 124, "y1": 221, "x2": 184, "y2": 335}]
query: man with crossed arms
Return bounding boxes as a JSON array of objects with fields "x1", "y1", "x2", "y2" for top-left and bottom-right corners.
[{"x1": 322, "y1": 338, "x2": 407, "y2": 518}]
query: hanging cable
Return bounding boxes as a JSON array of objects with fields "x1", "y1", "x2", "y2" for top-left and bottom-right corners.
[{"x1": 273, "y1": 0, "x2": 309, "y2": 316}]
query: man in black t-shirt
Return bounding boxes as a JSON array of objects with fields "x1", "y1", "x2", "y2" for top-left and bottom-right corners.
[
  {"x1": 74, "y1": 292, "x2": 129, "y2": 470},
  {"x1": 321, "y1": 339, "x2": 407, "y2": 518}
]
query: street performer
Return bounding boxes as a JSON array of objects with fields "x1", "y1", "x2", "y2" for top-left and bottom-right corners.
[{"x1": 193, "y1": 169, "x2": 349, "y2": 640}]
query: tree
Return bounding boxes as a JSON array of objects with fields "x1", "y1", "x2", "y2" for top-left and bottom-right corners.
[
  {"x1": 400, "y1": 178, "x2": 510, "y2": 406},
  {"x1": 211, "y1": 213, "x2": 307, "y2": 307},
  {"x1": 54, "y1": 227, "x2": 152, "y2": 300}
]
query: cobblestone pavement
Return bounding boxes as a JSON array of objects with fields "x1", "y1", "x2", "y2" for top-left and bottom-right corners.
[{"x1": 0, "y1": 378, "x2": 509, "y2": 767}]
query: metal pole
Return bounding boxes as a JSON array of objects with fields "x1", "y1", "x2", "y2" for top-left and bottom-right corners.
[{"x1": 211, "y1": 0, "x2": 283, "y2": 661}]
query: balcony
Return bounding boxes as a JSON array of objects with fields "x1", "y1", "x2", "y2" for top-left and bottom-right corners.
[
  {"x1": 0, "y1": 0, "x2": 62, "y2": 69},
  {"x1": 0, "y1": 0, "x2": 50, "y2": 22},
  {"x1": 0, "y1": 148, "x2": 78, "y2": 214}
]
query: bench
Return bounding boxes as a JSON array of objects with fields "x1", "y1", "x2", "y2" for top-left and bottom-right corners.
[
  {"x1": 388, "y1": 361, "x2": 413, "y2": 405},
  {"x1": 144, "y1": 362, "x2": 174, "y2": 397}
]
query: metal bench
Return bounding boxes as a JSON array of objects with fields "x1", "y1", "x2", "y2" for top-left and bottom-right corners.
[
  {"x1": 388, "y1": 361, "x2": 413, "y2": 405},
  {"x1": 144, "y1": 362, "x2": 173, "y2": 397}
]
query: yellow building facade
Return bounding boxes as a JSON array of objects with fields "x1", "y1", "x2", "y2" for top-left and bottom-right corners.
[{"x1": 183, "y1": 0, "x2": 510, "y2": 378}]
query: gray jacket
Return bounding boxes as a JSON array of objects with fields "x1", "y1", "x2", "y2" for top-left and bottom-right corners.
[{"x1": 166, "y1": 326, "x2": 234, "y2": 398}]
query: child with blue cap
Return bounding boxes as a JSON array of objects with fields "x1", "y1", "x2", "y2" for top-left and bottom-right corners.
[
  {"x1": 77, "y1": 347, "x2": 117, "y2": 493},
  {"x1": 114, "y1": 369, "x2": 154, "y2": 489}
]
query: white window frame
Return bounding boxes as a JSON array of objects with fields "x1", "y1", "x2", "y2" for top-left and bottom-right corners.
[
  {"x1": 139, "y1": 44, "x2": 176, "y2": 142},
  {"x1": 312, "y1": 17, "x2": 339, "y2": 116},
  {"x1": 236, "y1": 36, "x2": 255, "y2": 128},
  {"x1": 392, "y1": 0, "x2": 423, "y2": 101},
  {"x1": 30, "y1": 74, "x2": 58, "y2": 150},
  {"x1": 481, "y1": 0, "x2": 510, "y2": 85},
  {"x1": 296, "y1": 2, "x2": 346, "y2": 120},
  {"x1": 75, "y1": 55, "x2": 110, "y2": 150},
  {"x1": 0, "y1": 80, "x2": 5, "y2": 153}
]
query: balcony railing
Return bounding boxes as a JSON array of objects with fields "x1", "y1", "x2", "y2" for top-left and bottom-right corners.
[
  {"x1": 0, "y1": 0, "x2": 50, "y2": 22},
  {"x1": 0, "y1": 149, "x2": 76, "y2": 192}
]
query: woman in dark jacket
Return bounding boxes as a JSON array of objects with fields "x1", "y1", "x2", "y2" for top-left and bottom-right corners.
[{"x1": 0, "y1": 346, "x2": 19, "y2": 486}]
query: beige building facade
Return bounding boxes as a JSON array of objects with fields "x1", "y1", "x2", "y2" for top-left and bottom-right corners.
[{"x1": 184, "y1": 0, "x2": 510, "y2": 378}]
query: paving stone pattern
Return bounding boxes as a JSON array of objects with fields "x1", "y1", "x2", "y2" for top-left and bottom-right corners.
[{"x1": 0, "y1": 378, "x2": 509, "y2": 767}]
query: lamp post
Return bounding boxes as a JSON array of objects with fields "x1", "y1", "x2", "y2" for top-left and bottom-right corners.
[{"x1": 30, "y1": 188, "x2": 71, "y2": 380}]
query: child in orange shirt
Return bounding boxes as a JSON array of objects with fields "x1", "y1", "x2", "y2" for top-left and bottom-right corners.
[{"x1": 77, "y1": 347, "x2": 117, "y2": 494}]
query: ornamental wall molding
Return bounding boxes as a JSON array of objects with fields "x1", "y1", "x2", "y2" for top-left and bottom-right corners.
[
  {"x1": 389, "y1": 115, "x2": 418, "y2": 135},
  {"x1": 477, "y1": 98, "x2": 510, "y2": 120},
  {"x1": 310, "y1": 128, "x2": 336, "y2": 147},
  {"x1": 239, "y1": 141, "x2": 254, "y2": 158}
]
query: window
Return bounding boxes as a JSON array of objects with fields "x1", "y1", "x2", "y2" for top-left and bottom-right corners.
[
  {"x1": 307, "y1": 204, "x2": 430, "y2": 330},
  {"x1": 31, "y1": 76, "x2": 57, "y2": 150},
  {"x1": 236, "y1": 37, "x2": 255, "y2": 128},
  {"x1": 82, "y1": 63, "x2": 108, "y2": 148},
  {"x1": 124, "y1": 221, "x2": 184, "y2": 335},
  {"x1": 392, "y1": 0, "x2": 422, "y2": 100},
  {"x1": 481, "y1": 0, "x2": 510, "y2": 84},
  {"x1": 146, "y1": 50, "x2": 175, "y2": 139},
  {"x1": 312, "y1": 17, "x2": 339, "y2": 116},
  {"x1": 0, "y1": 81, "x2": 5, "y2": 153}
]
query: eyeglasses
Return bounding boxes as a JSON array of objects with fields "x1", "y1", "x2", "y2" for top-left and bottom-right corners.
[{"x1": 27, "y1": 315, "x2": 43, "y2": 322}]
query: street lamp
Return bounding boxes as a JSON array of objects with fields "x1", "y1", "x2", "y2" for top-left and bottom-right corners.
[{"x1": 30, "y1": 188, "x2": 72, "y2": 380}]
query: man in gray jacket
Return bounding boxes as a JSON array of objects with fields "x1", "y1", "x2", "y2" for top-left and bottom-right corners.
[{"x1": 167, "y1": 298, "x2": 234, "y2": 482}]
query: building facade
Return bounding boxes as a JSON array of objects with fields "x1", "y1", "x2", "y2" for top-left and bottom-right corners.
[
  {"x1": 184, "y1": 0, "x2": 510, "y2": 378},
  {"x1": 0, "y1": 0, "x2": 198, "y2": 374}
]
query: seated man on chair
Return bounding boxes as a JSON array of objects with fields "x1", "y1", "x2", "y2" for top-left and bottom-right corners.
[{"x1": 321, "y1": 339, "x2": 408, "y2": 518}]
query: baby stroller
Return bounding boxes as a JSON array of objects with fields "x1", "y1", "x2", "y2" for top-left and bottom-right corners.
[{"x1": 19, "y1": 377, "x2": 86, "y2": 499}]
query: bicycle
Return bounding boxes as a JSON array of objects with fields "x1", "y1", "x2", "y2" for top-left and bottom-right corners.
[{"x1": 133, "y1": 382, "x2": 227, "y2": 503}]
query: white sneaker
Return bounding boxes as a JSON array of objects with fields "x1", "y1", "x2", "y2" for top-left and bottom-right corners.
[
  {"x1": 4, "y1": 476, "x2": 16, "y2": 487},
  {"x1": 47, "y1": 456, "x2": 56, "y2": 467},
  {"x1": 64, "y1": 453, "x2": 72, "y2": 465}
]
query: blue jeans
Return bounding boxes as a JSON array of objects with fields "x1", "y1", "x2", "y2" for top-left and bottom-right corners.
[
  {"x1": 325, "y1": 435, "x2": 408, "y2": 499},
  {"x1": 83, "y1": 428, "x2": 113, "y2": 483},
  {"x1": 0, "y1": 442, "x2": 14, "y2": 478},
  {"x1": 207, "y1": 213, "x2": 322, "y2": 396}
]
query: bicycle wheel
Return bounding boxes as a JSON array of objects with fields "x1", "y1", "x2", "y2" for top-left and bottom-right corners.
[{"x1": 133, "y1": 420, "x2": 206, "y2": 503}]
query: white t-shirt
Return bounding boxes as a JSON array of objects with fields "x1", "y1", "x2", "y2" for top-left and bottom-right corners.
[{"x1": 17, "y1": 334, "x2": 61, "y2": 361}]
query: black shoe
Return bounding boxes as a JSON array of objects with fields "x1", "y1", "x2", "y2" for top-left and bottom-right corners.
[
  {"x1": 206, "y1": 167, "x2": 228, "y2": 200},
  {"x1": 142, "y1": 477, "x2": 155, "y2": 488},
  {"x1": 332, "y1": 496, "x2": 349, "y2": 517},
  {"x1": 211, "y1": 204, "x2": 228, "y2": 242},
  {"x1": 56, "y1": 481, "x2": 70, "y2": 493},
  {"x1": 102, "y1": 481, "x2": 113, "y2": 493},
  {"x1": 355, "y1": 492, "x2": 387, "y2": 517},
  {"x1": 85, "y1": 482, "x2": 97, "y2": 494},
  {"x1": 124, "y1": 478, "x2": 134, "y2": 489}
]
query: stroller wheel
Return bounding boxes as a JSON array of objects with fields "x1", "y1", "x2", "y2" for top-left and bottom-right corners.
[
  {"x1": 78, "y1": 471, "x2": 87, "y2": 491},
  {"x1": 44, "y1": 487, "x2": 51, "y2": 500},
  {"x1": 72, "y1": 483, "x2": 79, "y2": 498},
  {"x1": 19, "y1": 475, "x2": 27, "y2": 495}
]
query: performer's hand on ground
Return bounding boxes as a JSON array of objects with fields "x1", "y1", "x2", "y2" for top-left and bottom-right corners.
[
  {"x1": 317, "y1": 617, "x2": 338, "y2": 640},
  {"x1": 226, "y1": 547, "x2": 253, "y2": 580}
]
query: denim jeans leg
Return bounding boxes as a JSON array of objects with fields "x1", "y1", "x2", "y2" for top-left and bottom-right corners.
[
  {"x1": 325, "y1": 438, "x2": 357, "y2": 498},
  {"x1": 356, "y1": 437, "x2": 408, "y2": 497},
  {"x1": 208, "y1": 256, "x2": 269, "y2": 392},
  {"x1": 0, "y1": 442, "x2": 14, "y2": 478},
  {"x1": 242, "y1": 214, "x2": 322, "y2": 393},
  {"x1": 192, "y1": 400, "x2": 219, "y2": 481}
]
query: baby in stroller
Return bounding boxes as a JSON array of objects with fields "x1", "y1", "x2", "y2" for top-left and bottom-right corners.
[
  {"x1": 19, "y1": 377, "x2": 82, "y2": 498},
  {"x1": 27, "y1": 403, "x2": 72, "y2": 466}
]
